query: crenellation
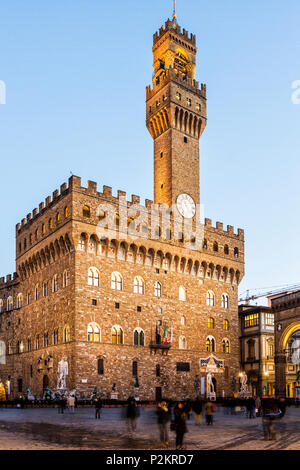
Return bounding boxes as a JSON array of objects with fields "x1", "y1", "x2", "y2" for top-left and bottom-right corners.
[
  {"x1": 32, "y1": 208, "x2": 38, "y2": 218},
  {"x1": 68, "y1": 175, "x2": 82, "y2": 190},
  {"x1": 39, "y1": 202, "x2": 44, "y2": 213},
  {"x1": 60, "y1": 183, "x2": 67, "y2": 194},
  {"x1": 87, "y1": 180, "x2": 97, "y2": 193},
  {"x1": 27, "y1": 214, "x2": 31, "y2": 222},
  {"x1": 131, "y1": 195, "x2": 140, "y2": 204},
  {"x1": 52, "y1": 189, "x2": 59, "y2": 200},
  {"x1": 153, "y1": 19, "x2": 195, "y2": 47},
  {"x1": 102, "y1": 185, "x2": 112, "y2": 197},
  {"x1": 45, "y1": 196, "x2": 51, "y2": 207}
]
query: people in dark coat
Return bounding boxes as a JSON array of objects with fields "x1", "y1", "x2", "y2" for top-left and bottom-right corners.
[
  {"x1": 192, "y1": 397, "x2": 203, "y2": 425},
  {"x1": 156, "y1": 401, "x2": 171, "y2": 447},
  {"x1": 126, "y1": 396, "x2": 138, "y2": 433},
  {"x1": 58, "y1": 395, "x2": 66, "y2": 414},
  {"x1": 174, "y1": 403, "x2": 188, "y2": 450},
  {"x1": 94, "y1": 396, "x2": 102, "y2": 419}
]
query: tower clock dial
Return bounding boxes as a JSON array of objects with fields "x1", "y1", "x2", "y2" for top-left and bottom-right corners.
[{"x1": 176, "y1": 193, "x2": 196, "y2": 218}]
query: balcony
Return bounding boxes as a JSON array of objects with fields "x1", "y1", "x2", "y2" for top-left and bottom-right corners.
[{"x1": 149, "y1": 341, "x2": 171, "y2": 356}]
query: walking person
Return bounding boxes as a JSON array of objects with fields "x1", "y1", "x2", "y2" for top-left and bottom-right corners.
[
  {"x1": 126, "y1": 396, "x2": 138, "y2": 434},
  {"x1": 205, "y1": 399, "x2": 216, "y2": 425},
  {"x1": 261, "y1": 397, "x2": 281, "y2": 441},
  {"x1": 68, "y1": 394, "x2": 75, "y2": 413},
  {"x1": 185, "y1": 399, "x2": 192, "y2": 421},
  {"x1": 174, "y1": 403, "x2": 188, "y2": 450},
  {"x1": 94, "y1": 396, "x2": 102, "y2": 419},
  {"x1": 58, "y1": 395, "x2": 66, "y2": 414},
  {"x1": 156, "y1": 401, "x2": 170, "y2": 448},
  {"x1": 192, "y1": 396, "x2": 203, "y2": 425}
]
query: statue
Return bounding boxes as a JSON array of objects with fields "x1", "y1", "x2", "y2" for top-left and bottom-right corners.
[
  {"x1": 194, "y1": 375, "x2": 200, "y2": 396},
  {"x1": 57, "y1": 356, "x2": 68, "y2": 390},
  {"x1": 240, "y1": 372, "x2": 248, "y2": 393},
  {"x1": 207, "y1": 372, "x2": 214, "y2": 393}
]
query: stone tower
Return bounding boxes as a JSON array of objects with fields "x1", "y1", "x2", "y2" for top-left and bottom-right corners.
[{"x1": 146, "y1": 14, "x2": 207, "y2": 213}]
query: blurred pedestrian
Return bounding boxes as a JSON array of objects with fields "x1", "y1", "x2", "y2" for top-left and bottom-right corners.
[
  {"x1": 255, "y1": 396, "x2": 261, "y2": 417},
  {"x1": 185, "y1": 399, "x2": 192, "y2": 421},
  {"x1": 156, "y1": 401, "x2": 170, "y2": 448},
  {"x1": 58, "y1": 395, "x2": 66, "y2": 414},
  {"x1": 261, "y1": 397, "x2": 281, "y2": 441},
  {"x1": 192, "y1": 397, "x2": 203, "y2": 425},
  {"x1": 174, "y1": 403, "x2": 188, "y2": 450},
  {"x1": 94, "y1": 396, "x2": 102, "y2": 419},
  {"x1": 68, "y1": 394, "x2": 75, "y2": 413},
  {"x1": 127, "y1": 396, "x2": 138, "y2": 433},
  {"x1": 205, "y1": 399, "x2": 216, "y2": 425}
]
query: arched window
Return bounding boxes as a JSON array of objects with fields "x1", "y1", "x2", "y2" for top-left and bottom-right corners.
[
  {"x1": 213, "y1": 242, "x2": 218, "y2": 252},
  {"x1": 42, "y1": 224, "x2": 46, "y2": 235},
  {"x1": 179, "y1": 286, "x2": 186, "y2": 302},
  {"x1": 206, "y1": 337, "x2": 215, "y2": 352},
  {"x1": 17, "y1": 341, "x2": 24, "y2": 354},
  {"x1": 234, "y1": 247, "x2": 239, "y2": 258},
  {"x1": 224, "y1": 245, "x2": 229, "y2": 255},
  {"x1": 134, "y1": 328, "x2": 144, "y2": 346},
  {"x1": 53, "y1": 329, "x2": 59, "y2": 345},
  {"x1": 35, "y1": 229, "x2": 39, "y2": 241},
  {"x1": 221, "y1": 294, "x2": 229, "y2": 309},
  {"x1": 0, "y1": 299, "x2": 3, "y2": 313},
  {"x1": 88, "y1": 323, "x2": 101, "y2": 343},
  {"x1": 88, "y1": 237, "x2": 97, "y2": 254},
  {"x1": 132, "y1": 360, "x2": 138, "y2": 377},
  {"x1": 206, "y1": 290, "x2": 215, "y2": 307},
  {"x1": 208, "y1": 317, "x2": 215, "y2": 329},
  {"x1": 43, "y1": 332, "x2": 48, "y2": 348},
  {"x1": 56, "y1": 213, "x2": 60, "y2": 224},
  {"x1": 223, "y1": 319, "x2": 229, "y2": 331},
  {"x1": 88, "y1": 267, "x2": 100, "y2": 287},
  {"x1": 203, "y1": 239, "x2": 208, "y2": 249},
  {"x1": 111, "y1": 272, "x2": 123, "y2": 291},
  {"x1": 35, "y1": 284, "x2": 40, "y2": 300},
  {"x1": 179, "y1": 336, "x2": 187, "y2": 350},
  {"x1": 154, "y1": 281, "x2": 162, "y2": 298},
  {"x1": 111, "y1": 326, "x2": 124, "y2": 345},
  {"x1": 43, "y1": 282, "x2": 49, "y2": 297},
  {"x1": 49, "y1": 218, "x2": 53, "y2": 230},
  {"x1": 98, "y1": 358, "x2": 104, "y2": 375},
  {"x1": 78, "y1": 235, "x2": 86, "y2": 252},
  {"x1": 134, "y1": 276, "x2": 145, "y2": 295},
  {"x1": 7, "y1": 297, "x2": 13, "y2": 312},
  {"x1": 35, "y1": 335, "x2": 40, "y2": 350},
  {"x1": 63, "y1": 270, "x2": 70, "y2": 288},
  {"x1": 52, "y1": 275, "x2": 59, "y2": 293},
  {"x1": 83, "y1": 205, "x2": 90, "y2": 218},
  {"x1": 17, "y1": 293, "x2": 23, "y2": 309},
  {"x1": 8, "y1": 341, "x2": 13, "y2": 355},
  {"x1": 222, "y1": 339, "x2": 230, "y2": 354},
  {"x1": 63, "y1": 326, "x2": 70, "y2": 343},
  {"x1": 64, "y1": 207, "x2": 68, "y2": 218},
  {"x1": 27, "y1": 338, "x2": 31, "y2": 352}
]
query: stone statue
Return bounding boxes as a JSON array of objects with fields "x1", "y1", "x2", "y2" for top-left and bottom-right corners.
[
  {"x1": 240, "y1": 372, "x2": 248, "y2": 392},
  {"x1": 57, "y1": 356, "x2": 68, "y2": 390},
  {"x1": 207, "y1": 372, "x2": 214, "y2": 393}
]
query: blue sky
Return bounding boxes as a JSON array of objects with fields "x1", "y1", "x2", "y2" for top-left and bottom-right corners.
[{"x1": 0, "y1": 0, "x2": 300, "y2": 301}]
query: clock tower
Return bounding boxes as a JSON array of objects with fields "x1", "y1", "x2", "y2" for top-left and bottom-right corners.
[{"x1": 146, "y1": 14, "x2": 207, "y2": 213}]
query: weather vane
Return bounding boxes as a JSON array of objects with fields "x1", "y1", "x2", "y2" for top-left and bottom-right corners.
[{"x1": 173, "y1": 0, "x2": 176, "y2": 19}]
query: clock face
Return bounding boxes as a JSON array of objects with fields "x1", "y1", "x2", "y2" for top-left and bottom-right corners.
[{"x1": 176, "y1": 193, "x2": 196, "y2": 219}]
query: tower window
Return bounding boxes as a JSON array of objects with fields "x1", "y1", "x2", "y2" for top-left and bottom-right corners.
[
  {"x1": 176, "y1": 92, "x2": 181, "y2": 101},
  {"x1": 160, "y1": 152, "x2": 163, "y2": 159},
  {"x1": 196, "y1": 102, "x2": 201, "y2": 112},
  {"x1": 184, "y1": 137, "x2": 188, "y2": 143},
  {"x1": 187, "y1": 98, "x2": 192, "y2": 107}
]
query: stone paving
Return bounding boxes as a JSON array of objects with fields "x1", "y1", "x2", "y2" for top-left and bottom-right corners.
[{"x1": 0, "y1": 405, "x2": 299, "y2": 450}]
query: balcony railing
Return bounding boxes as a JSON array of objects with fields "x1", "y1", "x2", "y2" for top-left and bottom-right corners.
[{"x1": 149, "y1": 341, "x2": 171, "y2": 356}]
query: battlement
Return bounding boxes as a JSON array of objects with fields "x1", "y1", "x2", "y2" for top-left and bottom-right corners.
[
  {"x1": 146, "y1": 67, "x2": 206, "y2": 101},
  {"x1": 15, "y1": 175, "x2": 244, "y2": 243},
  {"x1": 153, "y1": 19, "x2": 196, "y2": 47},
  {"x1": 0, "y1": 273, "x2": 19, "y2": 288}
]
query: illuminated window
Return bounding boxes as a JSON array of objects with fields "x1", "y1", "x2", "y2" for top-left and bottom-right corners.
[
  {"x1": 88, "y1": 267, "x2": 100, "y2": 287},
  {"x1": 208, "y1": 317, "x2": 215, "y2": 329},
  {"x1": 265, "y1": 313, "x2": 274, "y2": 326},
  {"x1": 88, "y1": 323, "x2": 101, "y2": 343},
  {"x1": 17, "y1": 294, "x2": 23, "y2": 309},
  {"x1": 7, "y1": 297, "x2": 13, "y2": 312},
  {"x1": 223, "y1": 319, "x2": 229, "y2": 331},
  {"x1": 206, "y1": 337, "x2": 215, "y2": 352},
  {"x1": 176, "y1": 92, "x2": 181, "y2": 101},
  {"x1": 64, "y1": 207, "x2": 68, "y2": 218},
  {"x1": 134, "y1": 276, "x2": 145, "y2": 295},
  {"x1": 35, "y1": 229, "x2": 39, "y2": 241},
  {"x1": 206, "y1": 291, "x2": 215, "y2": 307},
  {"x1": 42, "y1": 224, "x2": 46, "y2": 235},
  {"x1": 244, "y1": 314, "x2": 259, "y2": 328},
  {"x1": 83, "y1": 205, "x2": 90, "y2": 218},
  {"x1": 112, "y1": 326, "x2": 124, "y2": 345},
  {"x1": 78, "y1": 235, "x2": 86, "y2": 252},
  {"x1": 8, "y1": 341, "x2": 13, "y2": 355},
  {"x1": 196, "y1": 102, "x2": 201, "y2": 112},
  {"x1": 49, "y1": 218, "x2": 53, "y2": 230},
  {"x1": 56, "y1": 213, "x2": 60, "y2": 224},
  {"x1": 186, "y1": 97, "x2": 192, "y2": 107},
  {"x1": 111, "y1": 272, "x2": 123, "y2": 291},
  {"x1": 0, "y1": 299, "x2": 3, "y2": 313},
  {"x1": 222, "y1": 340, "x2": 230, "y2": 354}
]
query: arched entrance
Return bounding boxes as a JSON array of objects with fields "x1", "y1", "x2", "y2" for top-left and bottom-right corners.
[
  {"x1": 277, "y1": 322, "x2": 300, "y2": 398},
  {"x1": 42, "y1": 375, "x2": 49, "y2": 393}
]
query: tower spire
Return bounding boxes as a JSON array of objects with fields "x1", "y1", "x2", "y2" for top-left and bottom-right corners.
[{"x1": 172, "y1": 0, "x2": 177, "y2": 27}]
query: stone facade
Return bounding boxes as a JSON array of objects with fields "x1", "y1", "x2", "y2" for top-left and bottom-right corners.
[{"x1": 0, "y1": 15, "x2": 245, "y2": 401}]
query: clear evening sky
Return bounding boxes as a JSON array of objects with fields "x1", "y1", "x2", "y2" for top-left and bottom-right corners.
[{"x1": 0, "y1": 0, "x2": 300, "y2": 301}]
